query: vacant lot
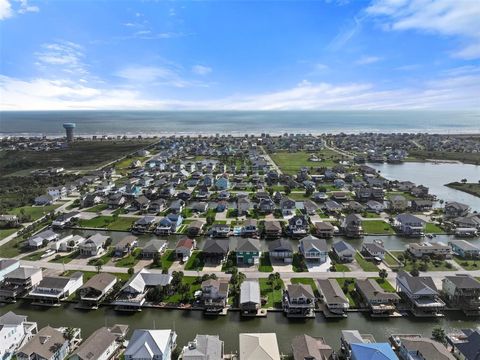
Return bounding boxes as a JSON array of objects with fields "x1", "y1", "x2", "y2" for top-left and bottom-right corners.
[
  {"x1": 8, "y1": 204, "x2": 61, "y2": 221},
  {"x1": 78, "y1": 216, "x2": 136, "y2": 231},
  {"x1": 0, "y1": 140, "x2": 156, "y2": 175},
  {"x1": 269, "y1": 149, "x2": 344, "y2": 175},
  {"x1": 362, "y1": 220, "x2": 395, "y2": 234}
]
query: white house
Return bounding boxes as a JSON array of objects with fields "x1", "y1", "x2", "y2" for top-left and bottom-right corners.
[
  {"x1": 29, "y1": 272, "x2": 83, "y2": 305},
  {"x1": 124, "y1": 329, "x2": 177, "y2": 360},
  {"x1": 0, "y1": 312, "x2": 37, "y2": 360},
  {"x1": 0, "y1": 259, "x2": 20, "y2": 282}
]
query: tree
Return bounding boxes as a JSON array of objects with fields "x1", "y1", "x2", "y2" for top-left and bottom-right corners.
[
  {"x1": 378, "y1": 269, "x2": 388, "y2": 281},
  {"x1": 128, "y1": 267, "x2": 135, "y2": 275},
  {"x1": 64, "y1": 327, "x2": 76, "y2": 341},
  {"x1": 432, "y1": 327, "x2": 446, "y2": 344},
  {"x1": 95, "y1": 259, "x2": 104, "y2": 274},
  {"x1": 284, "y1": 185, "x2": 291, "y2": 195},
  {"x1": 410, "y1": 268, "x2": 420, "y2": 277},
  {"x1": 460, "y1": 178, "x2": 467, "y2": 184}
]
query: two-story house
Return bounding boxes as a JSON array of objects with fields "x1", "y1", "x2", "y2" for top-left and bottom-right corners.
[
  {"x1": 442, "y1": 275, "x2": 480, "y2": 316},
  {"x1": 299, "y1": 235, "x2": 328, "y2": 264},
  {"x1": 282, "y1": 284, "x2": 316, "y2": 318}
]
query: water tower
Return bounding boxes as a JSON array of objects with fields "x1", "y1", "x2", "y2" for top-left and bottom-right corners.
[{"x1": 63, "y1": 123, "x2": 76, "y2": 142}]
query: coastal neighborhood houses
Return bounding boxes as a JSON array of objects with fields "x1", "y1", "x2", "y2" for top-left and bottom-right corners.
[{"x1": 0, "y1": 133, "x2": 479, "y2": 359}]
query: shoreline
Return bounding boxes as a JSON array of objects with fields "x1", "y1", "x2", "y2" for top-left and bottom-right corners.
[{"x1": 445, "y1": 182, "x2": 480, "y2": 199}]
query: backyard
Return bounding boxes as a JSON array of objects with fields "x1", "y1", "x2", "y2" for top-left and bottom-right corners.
[
  {"x1": 259, "y1": 277, "x2": 284, "y2": 309},
  {"x1": 361, "y1": 220, "x2": 395, "y2": 234},
  {"x1": 354, "y1": 252, "x2": 379, "y2": 272}
]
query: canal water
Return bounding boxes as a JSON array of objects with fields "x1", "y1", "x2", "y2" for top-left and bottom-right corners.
[
  {"x1": 1, "y1": 301, "x2": 478, "y2": 354},
  {"x1": 369, "y1": 162, "x2": 480, "y2": 211}
]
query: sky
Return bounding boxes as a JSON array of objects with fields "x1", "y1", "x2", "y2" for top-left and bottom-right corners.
[{"x1": 1, "y1": 0, "x2": 480, "y2": 111}]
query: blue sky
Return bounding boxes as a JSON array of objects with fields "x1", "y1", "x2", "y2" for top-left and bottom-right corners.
[{"x1": 1, "y1": 0, "x2": 479, "y2": 110}]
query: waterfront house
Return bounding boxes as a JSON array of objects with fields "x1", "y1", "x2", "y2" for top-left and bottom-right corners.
[
  {"x1": 340, "y1": 330, "x2": 376, "y2": 358},
  {"x1": 407, "y1": 242, "x2": 452, "y2": 259},
  {"x1": 239, "y1": 333, "x2": 281, "y2": 360},
  {"x1": 355, "y1": 279, "x2": 400, "y2": 316},
  {"x1": 175, "y1": 238, "x2": 196, "y2": 261},
  {"x1": 442, "y1": 275, "x2": 480, "y2": 315},
  {"x1": 29, "y1": 272, "x2": 83, "y2": 306},
  {"x1": 34, "y1": 194, "x2": 54, "y2": 206},
  {"x1": 79, "y1": 233, "x2": 109, "y2": 257},
  {"x1": 394, "y1": 213, "x2": 426, "y2": 237},
  {"x1": 70, "y1": 326, "x2": 124, "y2": 360},
  {"x1": 389, "y1": 195, "x2": 409, "y2": 212},
  {"x1": 396, "y1": 270, "x2": 445, "y2": 316},
  {"x1": 16, "y1": 326, "x2": 75, "y2": 360},
  {"x1": 445, "y1": 202, "x2": 471, "y2": 218},
  {"x1": 366, "y1": 200, "x2": 385, "y2": 213},
  {"x1": 114, "y1": 235, "x2": 138, "y2": 257},
  {"x1": 332, "y1": 241, "x2": 355, "y2": 263},
  {"x1": 0, "y1": 312, "x2": 37, "y2": 360},
  {"x1": 201, "y1": 239, "x2": 230, "y2": 264},
  {"x1": 268, "y1": 239, "x2": 293, "y2": 263},
  {"x1": 314, "y1": 221, "x2": 335, "y2": 238},
  {"x1": 342, "y1": 214, "x2": 364, "y2": 238},
  {"x1": 0, "y1": 266, "x2": 43, "y2": 302},
  {"x1": 149, "y1": 199, "x2": 167, "y2": 214},
  {"x1": 291, "y1": 334, "x2": 334, "y2": 360},
  {"x1": 280, "y1": 198, "x2": 296, "y2": 216},
  {"x1": 187, "y1": 220, "x2": 206, "y2": 237},
  {"x1": 264, "y1": 220, "x2": 282, "y2": 239},
  {"x1": 132, "y1": 216, "x2": 157, "y2": 234},
  {"x1": 50, "y1": 234, "x2": 85, "y2": 253},
  {"x1": 240, "y1": 280, "x2": 261, "y2": 315},
  {"x1": 288, "y1": 215, "x2": 309, "y2": 237},
  {"x1": 115, "y1": 269, "x2": 172, "y2": 310},
  {"x1": 209, "y1": 223, "x2": 231, "y2": 238},
  {"x1": 28, "y1": 229, "x2": 59, "y2": 249},
  {"x1": 452, "y1": 216, "x2": 480, "y2": 230},
  {"x1": 0, "y1": 259, "x2": 20, "y2": 282},
  {"x1": 181, "y1": 334, "x2": 224, "y2": 360},
  {"x1": 77, "y1": 273, "x2": 117, "y2": 309},
  {"x1": 201, "y1": 278, "x2": 229, "y2": 313},
  {"x1": 107, "y1": 193, "x2": 126, "y2": 209},
  {"x1": 350, "y1": 343, "x2": 398, "y2": 360},
  {"x1": 324, "y1": 200, "x2": 343, "y2": 213},
  {"x1": 155, "y1": 214, "x2": 183, "y2": 235},
  {"x1": 52, "y1": 211, "x2": 79, "y2": 229},
  {"x1": 132, "y1": 195, "x2": 151, "y2": 212},
  {"x1": 235, "y1": 238, "x2": 261, "y2": 266},
  {"x1": 448, "y1": 240, "x2": 480, "y2": 259},
  {"x1": 361, "y1": 241, "x2": 386, "y2": 260},
  {"x1": 397, "y1": 336, "x2": 455, "y2": 360},
  {"x1": 411, "y1": 199, "x2": 433, "y2": 212},
  {"x1": 124, "y1": 329, "x2": 177, "y2": 360},
  {"x1": 317, "y1": 279, "x2": 349, "y2": 316},
  {"x1": 299, "y1": 235, "x2": 328, "y2": 264},
  {"x1": 241, "y1": 219, "x2": 258, "y2": 237},
  {"x1": 141, "y1": 240, "x2": 167, "y2": 259},
  {"x1": 282, "y1": 284, "x2": 316, "y2": 317},
  {"x1": 447, "y1": 329, "x2": 480, "y2": 360}
]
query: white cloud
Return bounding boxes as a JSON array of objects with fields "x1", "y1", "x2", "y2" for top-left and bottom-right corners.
[
  {"x1": 355, "y1": 55, "x2": 382, "y2": 65},
  {"x1": 2, "y1": 67, "x2": 479, "y2": 110},
  {"x1": 192, "y1": 65, "x2": 212, "y2": 76},
  {"x1": 35, "y1": 41, "x2": 87, "y2": 75},
  {"x1": 366, "y1": 0, "x2": 480, "y2": 59},
  {"x1": 116, "y1": 65, "x2": 208, "y2": 88},
  {"x1": 0, "y1": 0, "x2": 13, "y2": 19},
  {"x1": 17, "y1": 0, "x2": 38, "y2": 14}
]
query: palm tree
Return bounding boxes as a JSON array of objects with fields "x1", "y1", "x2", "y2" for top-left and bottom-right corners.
[{"x1": 378, "y1": 269, "x2": 388, "y2": 281}]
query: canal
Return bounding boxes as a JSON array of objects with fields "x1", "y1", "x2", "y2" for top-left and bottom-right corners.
[{"x1": 1, "y1": 301, "x2": 479, "y2": 354}]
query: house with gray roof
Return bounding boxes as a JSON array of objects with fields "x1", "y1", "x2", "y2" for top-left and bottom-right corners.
[
  {"x1": 70, "y1": 326, "x2": 122, "y2": 360},
  {"x1": 448, "y1": 240, "x2": 480, "y2": 259},
  {"x1": 141, "y1": 240, "x2": 167, "y2": 259},
  {"x1": 398, "y1": 336, "x2": 455, "y2": 360},
  {"x1": 239, "y1": 333, "x2": 281, "y2": 360},
  {"x1": 394, "y1": 213, "x2": 426, "y2": 237},
  {"x1": 447, "y1": 329, "x2": 480, "y2": 360},
  {"x1": 442, "y1": 275, "x2": 480, "y2": 315},
  {"x1": 317, "y1": 279, "x2": 349, "y2": 316},
  {"x1": 16, "y1": 326, "x2": 76, "y2": 360},
  {"x1": 29, "y1": 272, "x2": 83, "y2": 306},
  {"x1": 355, "y1": 279, "x2": 400, "y2": 316},
  {"x1": 235, "y1": 238, "x2": 261, "y2": 266},
  {"x1": 0, "y1": 311, "x2": 37, "y2": 360},
  {"x1": 240, "y1": 280, "x2": 261, "y2": 315},
  {"x1": 299, "y1": 235, "x2": 328, "y2": 264},
  {"x1": 124, "y1": 329, "x2": 177, "y2": 360},
  {"x1": 77, "y1": 273, "x2": 117, "y2": 309},
  {"x1": 282, "y1": 284, "x2": 316, "y2": 317},
  {"x1": 0, "y1": 265, "x2": 43, "y2": 302},
  {"x1": 202, "y1": 239, "x2": 230, "y2": 264},
  {"x1": 332, "y1": 241, "x2": 355, "y2": 263},
  {"x1": 268, "y1": 239, "x2": 293, "y2": 263},
  {"x1": 79, "y1": 233, "x2": 109, "y2": 257},
  {"x1": 181, "y1": 334, "x2": 224, "y2": 360},
  {"x1": 291, "y1": 334, "x2": 334, "y2": 360}
]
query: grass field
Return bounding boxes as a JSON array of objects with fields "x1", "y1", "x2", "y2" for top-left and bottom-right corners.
[
  {"x1": 184, "y1": 251, "x2": 205, "y2": 271},
  {"x1": 259, "y1": 277, "x2": 284, "y2": 308},
  {"x1": 370, "y1": 278, "x2": 396, "y2": 292},
  {"x1": 258, "y1": 253, "x2": 274, "y2": 272},
  {"x1": 335, "y1": 278, "x2": 358, "y2": 307},
  {"x1": 333, "y1": 263, "x2": 351, "y2": 272},
  {"x1": 269, "y1": 149, "x2": 344, "y2": 175},
  {"x1": 84, "y1": 204, "x2": 108, "y2": 213},
  {"x1": 453, "y1": 256, "x2": 480, "y2": 270},
  {"x1": 354, "y1": 252, "x2": 379, "y2": 271},
  {"x1": 445, "y1": 182, "x2": 480, "y2": 198},
  {"x1": 0, "y1": 228, "x2": 17, "y2": 240},
  {"x1": 149, "y1": 250, "x2": 175, "y2": 272},
  {"x1": 425, "y1": 223, "x2": 444, "y2": 234},
  {"x1": 49, "y1": 250, "x2": 80, "y2": 264},
  {"x1": 361, "y1": 220, "x2": 395, "y2": 234},
  {"x1": 383, "y1": 252, "x2": 401, "y2": 267},
  {"x1": 163, "y1": 276, "x2": 201, "y2": 304},
  {"x1": 8, "y1": 204, "x2": 61, "y2": 221},
  {"x1": 21, "y1": 251, "x2": 44, "y2": 261},
  {"x1": 78, "y1": 216, "x2": 136, "y2": 231},
  {"x1": 115, "y1": 248, "x2": 142, "y2": 268}
]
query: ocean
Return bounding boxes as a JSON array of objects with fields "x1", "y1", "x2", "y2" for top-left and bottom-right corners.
[{"x1": 0, "y1": 110, "x2": 479, "y2": 136}]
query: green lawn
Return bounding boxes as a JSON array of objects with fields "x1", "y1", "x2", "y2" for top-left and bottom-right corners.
[
  {"x1": 425, "y1": 223, "x2": 444, "y2": 234},
  {"x1": 385, "y1": 191, "x2": 416, "y2": 201},
  {"x1": 361, "y1": 220, "x2": 395, "y2": 234},
  {"x1": 354, "y1": 251, "x2": 379, "y2": 271},
  {"x1": 184, "y1": 251, "x2": 205, "y2": 271},
  {"x1": 49, "y1": 250, "x2": 80, "y2": 264},
  {"x1": 87, "y1": 248, "x2": 114, "y2": 265},
  {"x1": 335, "y1": 278, "x2": 358, "y2": 307},
  {"x1": 149, "y1": 250, "x2": 175, "y2": 272},
  {"x1": 445, "y1": 182, "x2": 480, "y2": 198},
  {"x1": 333, "y1": 263, "x2": 351, "y2": 272},
  {"x1": 370, "y1": 278, "x2": 396, "y2": 292},
  {"x1": 258, "y1": 253, "x2": 274, "y2": 272},
  {"x1": 84, "y1": 204, "x2": 108, "y2": 213},
  {"x1": 115, "y1": 248, "x2": 142, "y2": 268},
  {"x1": 384, "y1": 252, "x2": 401, "y2": 267},
  {"x1": 0, "y1": 228, "x2": 17, "y2": 240},
  {"x1": 453, "y1": 256, "x2": 480, "y2": 270},
  {"x1": 362, "y1": 212, "x2": 381, "y2": 219},
  {"x1": 292, "y1": 253, "x2": 308, "y2": 272},
  {"x1": 163, "y1": 276, "x2": 201, "y2": 304},
  {"x1": 288, "y1": 192, "x2": 312, "y2": 201},
  {"x1": 21, "y1": 251, "x2": 44, "y2": 261},
  {"x1": 270, "y1": 149, "x2": 344, "y2": 175},
  {"x1": 8, "y1": 204, "x2": 61, "y2": 221},
  {"x1": 259, "y1": 278, "x2": 284, "y2": 308},
  {"x1": 78, "y1": 216, "x2": 136, "y2": 231},
  {"x1": 115, "y1": 156, "x2": 147, "y2": 170}
]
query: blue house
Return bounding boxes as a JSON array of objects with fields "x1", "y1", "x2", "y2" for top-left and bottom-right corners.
[
  {"x1": 448, "y1": 240, "x2": 480, "y2": 258},
  {"x1": 215, "y1": 177, "x2": 230, "y2": 190},
  {"x1": 155, "y1": 214, "x2": 183, "y2": 235},
  {"x1": 350, "y1": 343, "x2": 398, "y2": 360}
]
